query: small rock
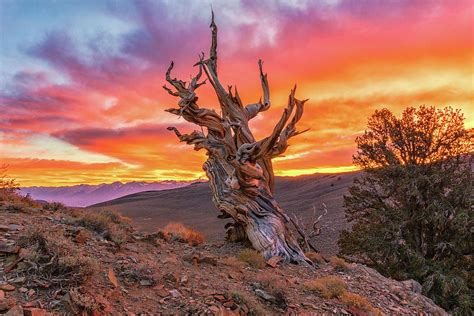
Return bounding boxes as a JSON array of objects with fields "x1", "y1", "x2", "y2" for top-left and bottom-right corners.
[
  {"x1": 266, "y1": 256, "x2": 282, "y2": 268},
  {"x1": 10, "y1": 277, "x2": 26, "y2": 285},
  {"x1": 214, "y1": 295, "x2": 226, "y2": 302},
  {"x1": 107, "y1": 267, "x2": 119, "y2": 288},
  {"x1": 169, "y1": 289, "x2": 181, "y2": 298},
  {"x1": 19, "y1": 287, "x2": 28, "y2": 293},
  {"x1": 156, "y1": 288, "x2": 169, "y2": 297},
  {"x1": 24, "y1": 308, "x2": 48, "y2": 316},
  {"x1": 5, "y1": 304, "x2": 23, "y2": 316},
  {"x1": 402, "y1": 279, "x2": 422, "y2": 294},
  {"x1": 208, "y1": 305, "x2": 220, "y2": 314},
  {"x1": 223, "y1": 301, "x2": 234, "y2": 308},
  {"x1": 0, "y1": 285, "x2": 15, "y2": 292},
  {"x1": 0, "y1": 290, "x2": 4, "y2": 299},
  {"x1": 180, "y1": 275, "x2": 188, "y2": 285},
  {"x1": 254, "y1": 289, "x2": 276, "y2": 302},
  {"x1": 0, "y1": 225, "x2": 9, "y2": 231},
  {"x1": 0, "y1": 298, "x2": 16, "y2": 311},
  {"x1": 199, "y1": 256, "x2": 218, "y2": 266},
  {"x1": 7, "y1": 224, "x2": 22, "y2": 231},
  {"x1": 139, "y1": 280, "x2": 153, "y2": 287},
  {"x1": 0, "y1": 243, "x2": 20, "y2": 254},
  {"x1": 27, "y1": 289, "x2": 36, "y2": 297}
]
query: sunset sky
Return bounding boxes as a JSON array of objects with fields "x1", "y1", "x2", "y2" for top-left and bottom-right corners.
[{"x1": 1, "y1": 0, "x2": 472, "y2": 187}]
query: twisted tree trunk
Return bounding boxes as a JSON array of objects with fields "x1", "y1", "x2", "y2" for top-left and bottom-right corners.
[{"x1": 164, "y1": 13, "x2": 310, "y2": 264}]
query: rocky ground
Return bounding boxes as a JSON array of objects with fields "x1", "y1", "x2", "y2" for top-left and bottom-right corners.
[{"x1": 0, "y1": 202, "x2": 446, "y2": 315}]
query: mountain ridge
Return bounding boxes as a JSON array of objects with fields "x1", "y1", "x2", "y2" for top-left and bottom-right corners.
[{"x1": 20, "y1": 180, "x2": 200, "y2": 207}]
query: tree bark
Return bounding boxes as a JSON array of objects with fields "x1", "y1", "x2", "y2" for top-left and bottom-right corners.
[{"x1": 164, "y1": 12, "x2": 311, "y2": 264}]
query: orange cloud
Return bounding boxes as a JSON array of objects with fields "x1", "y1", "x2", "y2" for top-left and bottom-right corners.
[{"x1": 1, "y1": 0, "x2": 472, "y2": 186}]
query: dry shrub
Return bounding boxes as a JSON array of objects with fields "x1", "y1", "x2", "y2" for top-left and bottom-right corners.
[
  {"x1": 17, "y1": 226, "x2": 100, "y2": 286},
  {"x1": 254, "y1": 272, "x2": 286, "y2": 292},
  {"x1": 161, "y1": 222, "x2": 204, "y2": 246},
  {"x1": 238, "y1": 249, "x2": 265, "y2": 269},
  {"x1": 0, "y1": 165, "x2": 41, "y2": 210},
  {"x1": 67, "y1": 287, "x2": 99, "y2": 313},
  {"x1": 1, "y1": 194, "x2": 42, "y2": 212},
  {"x1": 42, "y1": 201, "x2": 67, "y2": 212},
  {"x1": 69, "y1": 209, "x2": 131, "y2": 246},
  {"x1": 221, "y1": 256, "x2": 246, "y2": 269},
  {"x1": 304, "y1": 276, "x2": 346, "y2": 298},
  {"x1": 305, "y1": 252, "x2": 325, "y2": 264},
  {"x1": 253, "y1": 272, "x2": 288, "y2": 308},
  {"x1": 114, "y1": 263, "x2": 155, "y2": 286},
  {"x1": 229, "y1": 290, "x2": 266, "y2": 316},
  {"x1": 341, "y1": 292, "x2": 382, "y2": 315},
  {"x1": 330, "y1": 256, "x2": 351, "y2": 272}
]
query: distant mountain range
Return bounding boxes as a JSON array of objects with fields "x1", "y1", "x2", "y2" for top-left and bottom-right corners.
[{"x1": 20, "y1": 181, "x2": 197, "y2": 207}]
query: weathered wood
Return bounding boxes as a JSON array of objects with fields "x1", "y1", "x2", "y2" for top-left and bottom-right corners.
[{"x1": 165, "y1": 12, "x2": 311, "y2": 265}]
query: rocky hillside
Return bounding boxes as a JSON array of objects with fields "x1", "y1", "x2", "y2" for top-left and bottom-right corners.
[{"x1": 0, "y1": 200, "x2": 445, "y2": 315}]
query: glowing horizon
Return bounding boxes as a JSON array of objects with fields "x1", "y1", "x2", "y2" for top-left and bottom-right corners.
[{"x1": 1, "y1": 0, "x2": 472, "y2": 187}]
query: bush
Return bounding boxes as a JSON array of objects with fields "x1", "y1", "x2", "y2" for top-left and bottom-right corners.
[
  {"x1": 253, "y1": 272, "x2": 287, "y2": 308},
  {"x1": 338, "y1": 106, "x2": 473, "y2": 314},
  {"x1": 161, "y1": 222, "x2": 204, "y2": 246},
  {"x1": 303, "y1": 276, "x2": 346, "y2": 298},
  {"x1": 69, "y1": 209, "x2": 131, "y2": 246},
  {"x1": 341, "y1": 292, "x2": 382, "y2": 315},
  {"x1": 238, "y1": 249, "x2": 266, "y2": 269},
  {"x1": 229, "y1": 290, "x2": 266, "y2": 315},
  {"x1": 329, "y1": 256, "x2": 351, "y2": 272},
  {"x1": 68, "y1": 287, "x2": 99, "y2": 313},
  {"x1": 305, "y1": 252, "x2": 325, "y2": 264},
  {"x1": 43, "y1": 201, "x2": 66, "y2": 212},
  {"x1": 17, "y1": 226, "x2": 100, "y2": 286}
]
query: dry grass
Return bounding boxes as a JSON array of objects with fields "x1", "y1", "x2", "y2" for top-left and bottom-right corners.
[
  {"x1": 161, "y1": 222, "x2": 204, "y2": 246},
  {"x1": 253, "y1": 272, "x2": 288, "y2": 308},
  {"x1": 305, "y1": 252, "x2": 326, "y2": 264},
  {"x1": 329, "y1": 256, "x2": 351, "y2": 272},
  {"x1": 68, "y1": 209, "x2": 132, "y2": 247},
  {"x1": 254, "y1": 272, "x2": 286, "y2": 292},
  {"x1": 42, "y1": 201, "x2": 67, "y2": 212},
  {"x1": 0, "y1": 192, "x2": 42, "y2": 212},
  {"x1": 341, "y1": 292, "x2": 383, "y2": 315},
  {"x1": 238, "y1": 249, "x2": 266, "y2": 269},
  {"x1": 67, "y1": 287, "x2": 99, "y2": 313},
  {"x1": 221, "y1": 256, "x2": 246, "y2": 269},
  {"x1": 17, "y1": 226, "x2": 100, "y2": 286},
  {"x1": 114, "y1": 263, "x2": 156, "y2": 286},
  {"x1": 229, "y1": 290, "x2": 266, "y2": 316},
  {"x1": 304, "y1": 276, "x2": 346, "y2": 299}
]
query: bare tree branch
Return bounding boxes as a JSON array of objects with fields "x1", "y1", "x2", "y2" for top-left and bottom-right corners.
[{"x1": 245, "y1": 60, "x2": 271, "y2": 119}]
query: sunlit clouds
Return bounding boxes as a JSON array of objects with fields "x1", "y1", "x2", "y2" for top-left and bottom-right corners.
[{"x1": 1, "y1": 0, "x2": 472, "y2": 186}]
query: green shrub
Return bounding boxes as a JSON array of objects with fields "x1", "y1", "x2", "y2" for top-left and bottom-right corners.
[{"x1": 339, "y1": 106, "x2": 473, "y2": 314}]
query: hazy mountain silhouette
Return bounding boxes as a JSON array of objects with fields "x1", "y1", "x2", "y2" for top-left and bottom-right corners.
[{"x1": 20, "y1": 181, "x2": 197, "y2": 207}]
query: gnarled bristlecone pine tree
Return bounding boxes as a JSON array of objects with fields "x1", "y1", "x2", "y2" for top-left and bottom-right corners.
[{"x1": 164, "y1": 13, "x2": 311, "y2": 265}]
